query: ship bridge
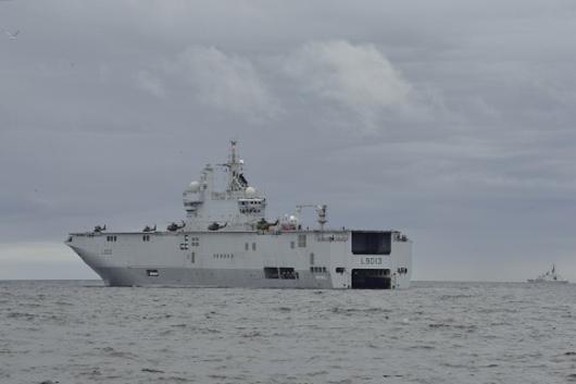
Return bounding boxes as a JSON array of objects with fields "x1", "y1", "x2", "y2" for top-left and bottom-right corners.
[{"x1": 181, "y1": 141, "x2": 267, "y2": 231}]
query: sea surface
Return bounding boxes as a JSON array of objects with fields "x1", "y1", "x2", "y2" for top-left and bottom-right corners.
[{"x1": 0, "y1": 280, "x2": 574, "y2": 384}]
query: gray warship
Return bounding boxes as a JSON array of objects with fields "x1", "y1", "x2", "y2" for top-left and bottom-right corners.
[{"x1": 66, "y1": 141, "x2": 412, "y2": 289}]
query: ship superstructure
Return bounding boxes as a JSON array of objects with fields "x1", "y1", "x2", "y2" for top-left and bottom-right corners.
[{"x1": 66, "y1": 141, "x2": 412, "y2": 289}]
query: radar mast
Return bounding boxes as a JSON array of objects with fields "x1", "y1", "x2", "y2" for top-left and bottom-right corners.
[{"x1": 227, "y1": 140, "x2": 248, "y2": 192}]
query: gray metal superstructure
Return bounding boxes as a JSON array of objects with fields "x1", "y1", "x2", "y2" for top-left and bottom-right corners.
[{"x1": 66, "y1": 142, "x2": 412, "y2": 289}]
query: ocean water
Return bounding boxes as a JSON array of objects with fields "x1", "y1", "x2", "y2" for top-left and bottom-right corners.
[{"x1": 0, "y1": 281, "x2": 574, "y2": 384}]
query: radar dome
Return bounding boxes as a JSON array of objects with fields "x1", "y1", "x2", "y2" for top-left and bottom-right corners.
[
  {"x1": 289, "y1": 215, "x2": 299, "y2": 225},
  {"x1": 188, "y1": 181, "x2": 200, "y2": 192},
  {"x1": 245, "y1": 186, "x2": 257, "y2": 197}
]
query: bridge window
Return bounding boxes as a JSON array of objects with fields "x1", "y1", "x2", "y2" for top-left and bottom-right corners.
[{"x1": 147, "y1": 269, "x2": 159, "y2": 277}]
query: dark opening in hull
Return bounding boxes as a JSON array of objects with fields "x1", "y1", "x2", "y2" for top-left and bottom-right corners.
[{"x1": 351, "y1": 269, "x2": 391, "y2": 289}]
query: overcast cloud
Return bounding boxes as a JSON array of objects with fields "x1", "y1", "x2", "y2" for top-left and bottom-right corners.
[{"x1": 1, "y1": 0, "x2": 575, "y2": 281}]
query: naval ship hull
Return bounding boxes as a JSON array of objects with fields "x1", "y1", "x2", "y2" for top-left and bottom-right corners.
[{"x1": 67, "y1": 229, "x2": 412, "y2": 289}]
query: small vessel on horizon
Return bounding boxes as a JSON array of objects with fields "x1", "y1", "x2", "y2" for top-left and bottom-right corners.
[{"x1": 527, "y1": 264, "x2": 568, "y2": 284}]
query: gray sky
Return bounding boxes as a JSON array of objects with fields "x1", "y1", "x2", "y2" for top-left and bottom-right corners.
[{"x1": 1, "y1": 0, "x2": 575, "y2": 282}]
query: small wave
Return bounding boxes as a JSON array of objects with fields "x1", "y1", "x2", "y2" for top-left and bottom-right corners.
[
  {"x1": 428, "y1": 323, "x2": 451, "y2": 328},
  {"x1": 96, "y1": 346, "x2": 139, "y2": 360},
  {"x1": 55, "y1": 301, "x2": 74, "y2": 306},
  {"x1": 141, "y1": 367, "x2": 165, "y2": 373},
  {"x1": 409, "y1": 344, "x2": 435, "y2": 350},
  {"x1": 241, "y1": 331, "x2": 262, "y2": 338},
  {"x1": 6, "y1": 312, "x2": 36, "y2": 320},
  {"x1": 428, "y1": 323, "x2": 476, "y2": 332},
  {"x1": 438, "y1": 294, "x2": 474, "y2": 300},
  {"x1": 330, "y1": 307, "x2": 391, "y2": 316},
  {"x1": 161, "y1": 376, "x2": 190, "y2": 382}
]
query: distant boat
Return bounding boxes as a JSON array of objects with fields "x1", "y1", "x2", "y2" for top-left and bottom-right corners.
[{"x1": 527, "y1": 264, "x2": 568, "y2": 284}]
